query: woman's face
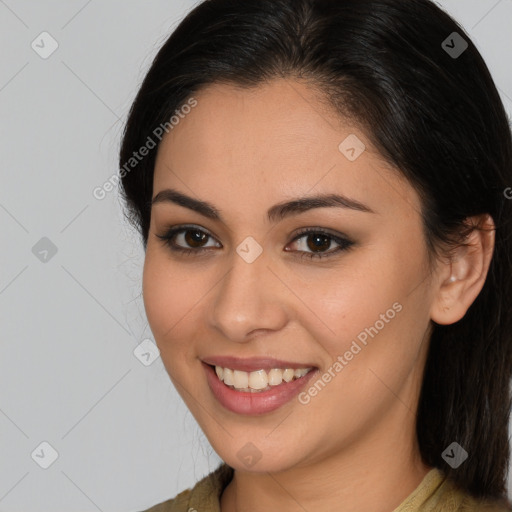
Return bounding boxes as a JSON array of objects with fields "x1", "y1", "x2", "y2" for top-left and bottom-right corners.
[{"x1": 143, "y1": 79, "x2": 439, "y2": 473}]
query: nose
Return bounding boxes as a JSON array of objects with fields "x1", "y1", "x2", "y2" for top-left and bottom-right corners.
[{"x1": 207, "y1": 244, "x2": 288, "y2": 342}]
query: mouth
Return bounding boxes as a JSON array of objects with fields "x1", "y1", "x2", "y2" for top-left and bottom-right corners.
[
  {"x1": 202, "y1": 360, "x2": 319, "y2": 415},
  {"x1": 210, "y1": 364, "x2": 313, "y2": 392}
]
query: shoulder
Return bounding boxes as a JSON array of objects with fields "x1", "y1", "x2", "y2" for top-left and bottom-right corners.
[
  {"x1": 395, "y1": 467, "x2": 511, "y2": 512},
  {"x1": 138, "y1": 488, "x2": 191, "y2": 512},
  {"x1": 137, "y1": 463, "x2": 234, "y2": 512},
  {"x1": 437, "y1": 472, "x2": 511, "y2": 512},
  {"x1": 458, "y1": 494, "x2": 511, "y2": 512}
]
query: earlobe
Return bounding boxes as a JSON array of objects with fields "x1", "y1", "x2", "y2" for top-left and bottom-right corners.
[{"x1": 430, "y1": 214, "x2": 495, "y2": 325}]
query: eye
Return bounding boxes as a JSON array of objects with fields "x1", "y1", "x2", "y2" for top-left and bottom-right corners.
[
  {"x1": 156, "y1": 225, "x2": 354, "y2": 259},
  {"x1": 286, "y1": 227, "x2": 354, "y2": 260},
  {"x1": 156, "y1": 225, "x2": 221, "y2": 255}
]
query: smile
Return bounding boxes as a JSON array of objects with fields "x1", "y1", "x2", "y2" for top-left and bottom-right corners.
[
  {"x1": 215, "y1": 366, "x2": 313, "y2": 392},
  {"x1": 202, "y1": 361, "x2": 319, "y2": 415}
]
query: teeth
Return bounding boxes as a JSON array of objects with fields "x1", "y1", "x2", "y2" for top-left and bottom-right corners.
[
  {"x1": 214, "y1": 365, "x2": 312, "y2": 392},
  {"x1": 233, "y1": 370, "x2": 249, "y2": 389},
  {"x1": 282, "y1": 368, "x2": 295, "y2": 382},
  {"x1": 223, "y1": 368, "x2": 234, "y2": 386},
  {"x1": 248, "y1": 369, "x2": 268, "y2": 390},
  {"x1": 268, "y1": 368, "x2": 283, "y2": 386}
]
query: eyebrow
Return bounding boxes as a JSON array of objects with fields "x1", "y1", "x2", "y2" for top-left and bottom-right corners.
[{"x1": 151, "y1": 188, "x2": 375, "y2": 223}]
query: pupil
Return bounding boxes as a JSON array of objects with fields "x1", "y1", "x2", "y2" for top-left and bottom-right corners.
[
  {"x1": 308, "y1": 234, "x2": 330, "y2": 252},
  {"x1": 185, "y1": 230, "x2": 207, "y2": 247}
]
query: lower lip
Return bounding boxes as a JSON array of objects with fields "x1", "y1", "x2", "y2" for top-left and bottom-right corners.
[{"x1": 203, "y1": 362, "x2": 318, "y2": 415}]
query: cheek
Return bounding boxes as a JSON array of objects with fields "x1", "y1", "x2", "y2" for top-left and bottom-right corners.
[
  {"x1": 142, "y1": 250, "x2": 196, "y2": 349},
  {"x1": 304, "y1": 243, "x2": 429, "y2": 367},
  {"x1": 296, "y1": 263, "x2": 394, "y2": 343},
  {"x1": 142, "y1": 253, "x2": 206, "y2": 394}
]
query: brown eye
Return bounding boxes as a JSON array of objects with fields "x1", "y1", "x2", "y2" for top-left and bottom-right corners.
[
  {"x1": 157, "y1": 225, "x2": 354, "y2": 260},
  {"x1": 305, "y1": 233, "x2": 331, "y2": 252},
  {"x1": 156, "y1": 225, "x2": 221, "y2": 254},
  {"x1": 184, "y1": 229, "x2": 209, "y2": 248},
  {"x1": 287, "y1": 228, "x2": 355, "y2": 260}
]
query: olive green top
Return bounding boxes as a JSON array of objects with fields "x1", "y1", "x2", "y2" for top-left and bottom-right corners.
[{"x1": 139, "y1": 463, "x2": 511, "y2": 512}]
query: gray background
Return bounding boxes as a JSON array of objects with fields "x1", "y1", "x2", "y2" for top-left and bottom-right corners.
[{"x1": 0, "y1": 1, "x2": 511, "y2": 511}]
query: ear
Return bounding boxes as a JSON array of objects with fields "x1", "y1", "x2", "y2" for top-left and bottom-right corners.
[{"x1": 430, "y1": 214, "x2": 495, "y2": 325}]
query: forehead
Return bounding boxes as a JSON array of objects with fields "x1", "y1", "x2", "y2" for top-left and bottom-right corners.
[
  {"x1": 153, "y1": 79, "x2": 420, "y2": 219},
  {"x1": 160, "y1": 80, "x2": 352, "y2": 162}
]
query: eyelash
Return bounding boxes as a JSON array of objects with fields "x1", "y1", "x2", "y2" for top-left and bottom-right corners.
[{"x1": 156, "y1": 225, "x2": 354, "y2": 260}]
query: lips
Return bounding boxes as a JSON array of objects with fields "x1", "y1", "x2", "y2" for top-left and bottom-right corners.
[{"x1": 201, "y1": 356, "x2": 319, "y2": 415}]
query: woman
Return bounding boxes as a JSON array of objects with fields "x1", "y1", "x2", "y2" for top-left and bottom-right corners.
[{"x1": 119, "y1": 0, "x2": 512, "y2": 510}]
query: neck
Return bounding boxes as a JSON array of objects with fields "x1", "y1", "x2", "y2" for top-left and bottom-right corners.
[{"x1": 220, "y1": 409, "x2": 432, "y2": 512}]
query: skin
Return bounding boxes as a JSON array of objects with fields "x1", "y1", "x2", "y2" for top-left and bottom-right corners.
[{"x1": 142, "y1": 79, "x2": 495, "y2": 512}]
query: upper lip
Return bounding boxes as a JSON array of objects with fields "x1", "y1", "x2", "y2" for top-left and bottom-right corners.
[{"x1": 202, "y1": 356, "x2": 316, "y2": 372}]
